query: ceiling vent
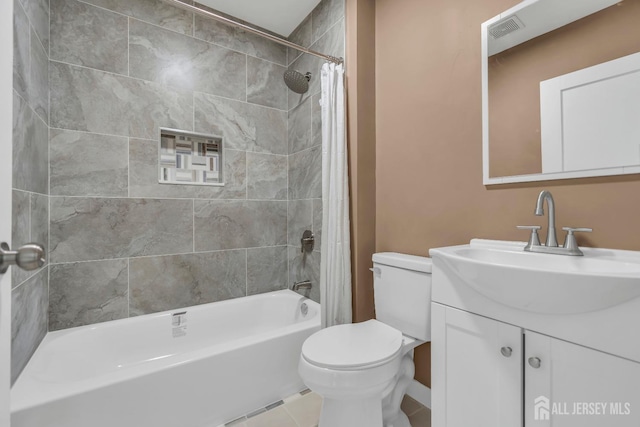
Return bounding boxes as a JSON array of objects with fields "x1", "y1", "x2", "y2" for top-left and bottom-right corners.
[{"x1": 489, "y1": 15, "x2": 525, "y2": 39}]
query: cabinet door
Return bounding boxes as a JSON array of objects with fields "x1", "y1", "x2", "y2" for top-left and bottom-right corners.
[
  {"x1": 432, "y1": 303, "x2": 522, "y2": 427},
  {"x1": 524, "y1": 331, "x2": 640, "y2": 427}
]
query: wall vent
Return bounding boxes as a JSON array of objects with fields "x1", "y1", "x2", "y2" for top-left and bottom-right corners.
[{"x1": 489, "y1": 15, "x2": 525, "y2": 39}]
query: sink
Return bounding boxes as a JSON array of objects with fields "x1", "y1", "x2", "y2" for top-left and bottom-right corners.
[{"x1": 429, "y1": 239, "x2": 640, "y2": 314}]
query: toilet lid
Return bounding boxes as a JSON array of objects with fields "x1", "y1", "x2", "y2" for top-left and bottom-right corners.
[{"x1": 302, "y1": 320, "x2": 403, "y2": 369}]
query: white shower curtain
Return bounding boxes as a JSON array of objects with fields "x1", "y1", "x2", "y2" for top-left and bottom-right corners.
[{"x1": 319, "y1": 62, "x2": 352, "y2": 328}]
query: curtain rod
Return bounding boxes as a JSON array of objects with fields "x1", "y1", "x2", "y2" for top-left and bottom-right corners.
[{"x1": 161, "y1": 0, "x2": 344, "y2": 65}]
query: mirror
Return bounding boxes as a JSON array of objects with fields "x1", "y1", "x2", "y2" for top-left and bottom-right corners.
[{"x1": 482, "y1": 0, "x2": 640, "y2": 184}]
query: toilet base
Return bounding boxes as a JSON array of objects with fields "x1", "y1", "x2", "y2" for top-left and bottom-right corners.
[{"x1": 319, "y1": 396, "x2": 384, "y2": 427}]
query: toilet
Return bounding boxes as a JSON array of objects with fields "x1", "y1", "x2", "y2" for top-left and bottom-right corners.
[{"x1": 298, "y1": 252, "x2": 432, "y2": 427}]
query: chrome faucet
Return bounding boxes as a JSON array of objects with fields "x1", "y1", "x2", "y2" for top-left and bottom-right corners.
[
  {"x1": 517, "y1": 190, "x2": 592, "y2": 256},
  {"x1": 534, "y1": 190, "x2": 558, "y2": 247}
]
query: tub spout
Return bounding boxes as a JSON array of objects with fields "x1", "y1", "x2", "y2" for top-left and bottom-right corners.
[{"x1": 292, "y1": 280, "x2": 312, "y2": 296}]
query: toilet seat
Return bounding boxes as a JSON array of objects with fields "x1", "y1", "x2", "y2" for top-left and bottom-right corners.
[{"x1": 302, "y1": 320, "x2": 403, "y2": 370}]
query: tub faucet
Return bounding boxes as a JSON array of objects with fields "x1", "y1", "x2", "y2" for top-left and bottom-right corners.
[
  {"x1": 535, "y1": 190, "x2": 558, "y2": 247},
  {"x1": 292, "y1": 280, "x2": 312, "y2": 297}
]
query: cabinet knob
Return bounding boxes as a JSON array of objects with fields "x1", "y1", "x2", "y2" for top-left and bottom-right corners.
[
  {"x1": 528, "y1": 357, "x2": 542, "y2": 369},
  {"x1": 500, "y1": 346, "x2": 512, "y2": 357}
]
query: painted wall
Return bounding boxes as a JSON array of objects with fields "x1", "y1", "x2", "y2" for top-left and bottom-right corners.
[
  {"x1": 11, "y1": 0, "x2": 50, "y2": 384},
  {"x1": 375, "y1": 0, "x2": 640, "y2": 387}
]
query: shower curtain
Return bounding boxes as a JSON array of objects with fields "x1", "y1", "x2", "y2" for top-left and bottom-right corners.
[{"x1": 319, "y1": 62, "x2": 352, "y2": 328}]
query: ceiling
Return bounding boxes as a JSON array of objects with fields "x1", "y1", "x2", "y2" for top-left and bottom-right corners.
[{"x1": 196, "y1": 0, "x2": 321, "y2": 37}]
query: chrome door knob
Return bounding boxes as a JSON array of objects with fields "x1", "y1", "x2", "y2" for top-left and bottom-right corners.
[
  {"x1": 528, "y1": 357, "x2": 542, "y2": 369},
  {"x1": 500, "y1": 346, "x2": 513, "y2": 357},
  {"x1": 0, "y1": 242, "x2": 46, "y2": 274}
]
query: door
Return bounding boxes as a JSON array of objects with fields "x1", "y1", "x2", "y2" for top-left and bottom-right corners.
[
  {"x1": 524, "y1": 331, "x2": 640, "y2": 427},
  {"x1": 432, "y1": 303, "x2": 522, "y2": 427},
  {"x1": 0, "y1": 0, "x2": 14, "y2": 423}
]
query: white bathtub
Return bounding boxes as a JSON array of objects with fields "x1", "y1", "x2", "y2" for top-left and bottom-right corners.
[{"x1": 11, "y1": 290, "x2": 320, "y2": 427}]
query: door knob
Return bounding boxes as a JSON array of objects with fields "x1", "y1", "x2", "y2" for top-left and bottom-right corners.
[
  {"x1": 500, "y1": 346, "x2": 513, "y2": 357},
  {"x1": 0, "y1": 242, "x2": 46, "y2": 274},
  {"x1": 528, "y1": 357, "x2": 542, "y2": 369}
]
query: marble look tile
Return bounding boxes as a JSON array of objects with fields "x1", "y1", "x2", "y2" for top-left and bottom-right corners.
[
  {"x1": 311, "y1": 0, "x2": 344, "y2": 44},
  {"x1": 130, "y1": 138, "x2": 246, "y2": 199},
  {"x1": 82, "y1": 0, "x2": 193, "y2": 35},
  {"x1": 13, "y1": 0, "x2": 29, "y2": 99},
  {"x1": 50, "y1": 197, "x2": 193, "y2": 263},
  {"x1": 50, "y1": 62, "x2": 193, "y2": 139},
  {"x1": 246, "y1": 152, "x2": 287, "y2": 200},
  {"x1": 247, "y1": 246, "x2": 288, "y2": 295},
  {"x1": 50, "y1": 129, "x2": 128, "y2": 197},
  {"x1": 287, "y1": 15, "x2": 311, "y2": 66},
  {"x1": 312, "y1": 93, "x2": 322, "y2": 148},
  {"x1": 288, "y1": 19, "x2": 344, "y2": 109},
  {"x1": 247, "y1": 56, "x2": 288, "y2": 110},
  {"x1": 11, "y1": 190, "x2": 31, "y2": 287},
  {"x1": 29, "y1": 27, "x2": 49, "y2": 124},
  {"x1": 49, "y1": 260, "x2": 128, "y2": 331},
  {"x1": 51, "y1": 0, "x2": 128, "y2": 74},
  {"x1": 19, "y1": 0, "x2": 50, "y2": 50},
  {"x1": 11, "y1": 267, "x2": 48, "y2": 385},
  {"x1": 194, "y1": 16, "x2": 287, "y2": 66},
  {"x1": 312, "y1": 198, "x2": 322, "y2": 252},
  {"x1": 288, "y1": 97, "x2": 312, "y2": 154},
  {"x1": 129, "y1": 250, "x2": 246, "y2": 315},
  {"x1": 130, "y1": 20, "x2": 246, "y2": 100},
  {"x1": 194, "y1": 93, "x2": 287, "y2": 155},
  {"x1": 31, "y1": 192, "x2": 49, "y2": 260},
  {"x1": 194, "y1": 200, "x2": 287, "y2": 251},
  {"x1": 288, "y1": 146, "x2": 321, "y2": 200},
  {"x1": 288, "y1": 247, "x2": 320, "y2": 303},
  {"x1": 287, "y1": 199, "x2": 312, "y2": 246},
  {"x1": 13, "y1": 92, "x2": 48, "y2": 194}
]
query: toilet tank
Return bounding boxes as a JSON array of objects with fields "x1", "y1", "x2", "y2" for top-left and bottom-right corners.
[{"x1": 372, "y1": 252, "x2": 432, "y2": 341}]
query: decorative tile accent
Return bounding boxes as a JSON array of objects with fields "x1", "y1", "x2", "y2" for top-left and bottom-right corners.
[
  {"x1": 11, "y1": 267, "x2": 48, "y2": 385},
  {"x1": 49, "y1": 260, "x2": 129, "y2": 331},
  {"x1": 82, "y1": 0, "x2": 194, "y2": 35},
  {"x1": 129, "y1": 19, "x2": 247, "y2": 100},
  {"x1": 194, "y1": 92, "x2": 287, "y2": 155},
  {"x1": 50, "y1": 61, "x2": 193, "y2": 139},
  {"x1": 159, "y1": 129, "x2": 223, "y2": 186},
  {"x1": 13, "y1": 91, "x2": 48, "y2": 194},
  {"x1": 194, "y1": 14, "x2": 287, "y2": 66},
  {"x1": 247, "y1": 56, "x2": 288, "y2": 110},
  {"x1": 130, "y1": 139, "x2": 246, "y2": 199},
  {"x1": 247, "y1": 246, "x2": 288, "y2": 295},
  {"x1": 194, "y1": 200, "x2": 287, "y2": 251},
  {"x1": 50, "y1": 197, "x2": 193, "y2": 263},
  {"x1": 246, "y1": 152, "x2": 287, "y2": 200},
  {"x1": 50, "y1": 129, "x2": 129, "y2": 197},
  {"x1": 129, "y1": 251, "x2": 247, "y2": 316},
  {"x1": 51, "y1": 0, "x2": 129, "y2": 75}
]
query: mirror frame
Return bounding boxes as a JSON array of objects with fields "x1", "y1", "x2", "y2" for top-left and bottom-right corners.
[{"x1": 481, "y1": 0, "x2": 640, "y2": 185}]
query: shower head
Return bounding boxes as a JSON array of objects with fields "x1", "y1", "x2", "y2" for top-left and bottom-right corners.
[{"x1": 284, "y1": 69, "x2": 311, "y2": 94}]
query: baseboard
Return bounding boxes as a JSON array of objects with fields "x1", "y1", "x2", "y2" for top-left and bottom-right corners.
[{"x1": 407, "y1": 379, "x2": 431, "y2": 409}]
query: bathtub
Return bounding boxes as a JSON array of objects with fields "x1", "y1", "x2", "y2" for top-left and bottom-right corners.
[{"x1": 11, "y1": 290, "x2": 320, "y2": 427}]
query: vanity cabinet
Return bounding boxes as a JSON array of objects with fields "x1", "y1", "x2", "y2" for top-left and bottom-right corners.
[{"x1": 432, "y1": 303, "x2": 640, "y2": 427}]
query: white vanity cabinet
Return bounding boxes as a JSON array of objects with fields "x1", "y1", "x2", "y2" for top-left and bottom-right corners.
[{"x1": 432, "y1": 303, "x2": 640, "y2": 427}]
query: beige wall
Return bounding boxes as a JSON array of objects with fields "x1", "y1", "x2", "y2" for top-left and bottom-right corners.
[
  {"x1": 372, "y1": 0, "x2": 640, "y2": 388},
  {"x1": 489, "y1": 0, "x2": 640, "y2": 177}
]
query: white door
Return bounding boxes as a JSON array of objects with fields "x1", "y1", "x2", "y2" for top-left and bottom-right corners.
[
  {"x1": 524, "y1": 331, "x2": 640, "y2": 427},
  {"x1": 0, "y1": 0, "x2": 15, "y2": 423},
  {"x1": 432, "y1": 303, "x2": 522, "y2": 427}
]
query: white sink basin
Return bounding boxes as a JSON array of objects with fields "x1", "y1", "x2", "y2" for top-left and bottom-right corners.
[{"x1": 430, "y1": 239, "x2": 640, "y2": 314}]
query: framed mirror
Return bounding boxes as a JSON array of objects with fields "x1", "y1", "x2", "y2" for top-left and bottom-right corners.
[{"x1": 482, "y1": 0, "x2": 640, "y2": 184}]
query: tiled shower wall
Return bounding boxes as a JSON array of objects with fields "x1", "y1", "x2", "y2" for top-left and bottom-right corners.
[
  {"x1": 12, "y1": 0, "x2": 50, "y2": 384},
  {"x1": 286, "y1": 0, "x2": 345, "y2": 304}
]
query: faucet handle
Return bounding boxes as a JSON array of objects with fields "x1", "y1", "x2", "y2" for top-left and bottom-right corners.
[
  {"x1": 517, "y1": 225, "x2": 541, "y2": 249},
  {"x1": 562, "y1": 227, "x2": 592, "y2": 253}
]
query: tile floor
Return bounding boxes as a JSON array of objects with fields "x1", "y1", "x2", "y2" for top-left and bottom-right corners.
[{"x1": 223, "y1": 391, "x2": 431, "y2": 427}]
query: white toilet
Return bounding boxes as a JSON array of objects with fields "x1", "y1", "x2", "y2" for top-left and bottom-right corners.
[{"x1": 298, "y1": 252, "x2": 432, "y2": 427}]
